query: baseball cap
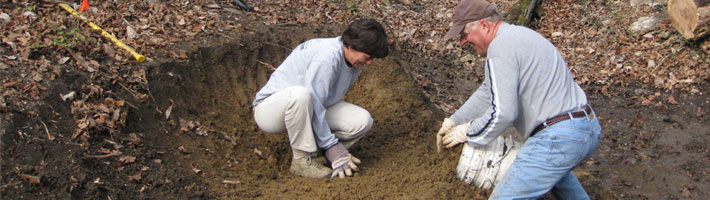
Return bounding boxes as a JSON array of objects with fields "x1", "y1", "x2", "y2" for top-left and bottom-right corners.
[{"x1": 444, "y1": 0, "x2": 497, "y2": 41}]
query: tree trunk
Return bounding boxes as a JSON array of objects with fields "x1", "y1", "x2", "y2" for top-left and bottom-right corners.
[
  {"x1": 504, "y1": 0, "x2": 543, "y2": 27},
  {"x1": 668, "y1": 0, "x2": 710, "y2": 40}
]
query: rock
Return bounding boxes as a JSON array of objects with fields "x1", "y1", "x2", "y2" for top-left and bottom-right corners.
[
  {"x1": 630, "y1": 0, "x2": 662, "y2": 7},
  {"x1": 629, "y1": 14, "x2": 667, "y2": 36},
  {"x1": 22, "y1": 11, "x2": 36, "y2": 18},
  {"x1": 0, "y1": 13, "x2": 10, "y2": 21}
]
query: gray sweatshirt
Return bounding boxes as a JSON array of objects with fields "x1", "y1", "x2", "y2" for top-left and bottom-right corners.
[
  {"x1": 253, "y1": 37, "x2": 359, "y2": 149},
  {"x1": 449, "y1": 23, "x2": 588, "y2": 147}
]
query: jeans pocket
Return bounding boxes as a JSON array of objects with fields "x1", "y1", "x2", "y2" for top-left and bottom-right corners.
[{"x1": 541, "y1": 131, "x2": 586, "y2": 167}]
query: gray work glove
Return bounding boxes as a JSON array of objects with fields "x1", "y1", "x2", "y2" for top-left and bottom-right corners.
[
  {"x1": 436, "y1": 118, "x2": 456, "y2": 153},
  {"x1": 325, "y1": 143, "x2": 360, "y2": 178}
]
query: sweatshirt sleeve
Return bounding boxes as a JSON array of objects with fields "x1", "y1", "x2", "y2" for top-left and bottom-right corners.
[
  {"x1": 305, "y1": 59, "x2": 340, "y2": 149},
  {"x1": 465, "y1": 57, "x2": 520, "y2": 147},
  {"x1": 449, "y1": 77, "x2": 492, "y2": 125}
]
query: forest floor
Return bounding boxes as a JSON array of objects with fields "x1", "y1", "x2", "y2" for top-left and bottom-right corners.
[{"x1": 1, "y1": 0, "x2": 708, "y2": 199}]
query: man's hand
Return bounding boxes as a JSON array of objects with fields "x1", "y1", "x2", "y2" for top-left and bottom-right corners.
[
  {"x1": 437, "y1": 118, "x2": 456, "y2": 153},
  {"x1": 442, "y1": 123, "x2": 469, "y2": 148},
  {"x1": 325, "y1": 143, "x2": 360, "y2": 178}
]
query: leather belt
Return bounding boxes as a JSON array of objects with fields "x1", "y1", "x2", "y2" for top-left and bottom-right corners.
[{"x1": 531, "y1": 105, "x2": 593, "y2": 136}]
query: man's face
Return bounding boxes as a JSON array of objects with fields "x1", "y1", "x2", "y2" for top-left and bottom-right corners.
[
  {"x1": 345, "y1": 47, "x2": 374, "y2": 67},
  {"x1": 460, "y1": 20, "x2": 489, "y2": 55}
]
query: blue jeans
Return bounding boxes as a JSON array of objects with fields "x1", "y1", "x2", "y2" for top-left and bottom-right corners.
[{"x1": 490, "y1": 112, "x2": 602, "y2": 200}]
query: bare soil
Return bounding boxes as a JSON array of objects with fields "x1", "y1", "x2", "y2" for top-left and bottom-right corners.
[
  {"x1": 2, "y1": 5, "x2": 710, "y2": 199},
  {"x1": 3, "y1": 24, "x2": 709, "y2": 199}
]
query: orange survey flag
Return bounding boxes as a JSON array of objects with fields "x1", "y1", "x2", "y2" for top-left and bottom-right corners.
[{"x1": 80, "y1": 0, "x2": 89, "y2": 13}]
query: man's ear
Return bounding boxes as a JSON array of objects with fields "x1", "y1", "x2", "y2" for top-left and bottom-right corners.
[{"x1": 482, "y1": 20, "x2": 492, "y2": 33}]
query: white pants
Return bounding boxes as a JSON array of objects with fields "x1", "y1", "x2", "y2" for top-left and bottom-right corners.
[{"x1": 254, "y1": 86, "x2": 373, "y2": 152}]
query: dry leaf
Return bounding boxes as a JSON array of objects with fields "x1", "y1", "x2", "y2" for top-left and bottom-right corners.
[
  {"x1": 206, "y1": 4, "x2": 221, "y2": 9},
  {"x1": 668, "y1": 95, "x2": 678, "y2": 105},
  {"x1": 177, "y1": 50, "x2": 187, "y2": 59},
  {"x1": 97, "y1": 104, "x2": 111, "y2": 113},
  {"x1": 119, "y1": 155, "x2": 136, "y2": 163},
  {"x1": 103, "y1": 43, "x2": 117, "y2": 58},
  {"x1": 128, "y1": 173, "x2": 142, "y2": 181},
  {"x1": 191, "y1": 164, "x2": 201, "y2": 174},
  {"x1": 698, "y1": 107, "x2": 704, "y2": 118},
  {"x1": 127, "y1": 133, "x2": 141, "y2": 144},
  {"x1": 114, "y1": 100, "x2": 125, "y2": 107},
  {"x1": 18, "y1": 174, "x2": 40, "y2": 184},
  {"x1": 60, "y1": 91, "x2": 75, "y2": 102},
  {"x1": 253, "y1": 148, "x2": 264, "y2": 159},
  {"x1": 165, "y1": 105, "x2": 172, "y2": 119},
  {"x1": 178, "y1": 146, "x2": 189, "y2": 154},
  {"x1": 58, "y1": 57, "x2": 71, "y2": 64},
  {"x1": 127, "y1": 26, "x2": 138, "y2": 39}
]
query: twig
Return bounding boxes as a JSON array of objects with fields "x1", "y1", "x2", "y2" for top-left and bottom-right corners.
[
  {"x1": 85, "y1": 151, "x2": 122, "y2": 158},
  {"x1": 0, "y1": 181, "x2": 21, "y2": 189},
  {"x1": 138, "y1": 77, "x2": 161, "y2": 114},
  {"x1": 122, "y1": 18, "x2": 135, "y2": 29},
  {"x1": 118, "y1": 82, "x2": 140, "y2": 99},
  {"x1": 325, "y1": 11, "x2": 334, "y2": 21},
  {"x1": 255, "y1": 60, "x2": 276, "y2": 71},
  {"x1": 111, "y1": 85, "x2": 139, "y2": 110},
  {"x1": 221, "y1": 131, "x2": 237, "y2": 146},
  {"x1": 64, "y1": 48, "x2": 93, "y2": 72},
  {"x1": 39, "y1": 121, "x2": 54, "y2": 141},
  {"x1": 650, "y1": 46, "x2": 683, "y2": 74},
  {"x1": 122, "y1": 100, "x2": 139, "y2": 110},
  {"x1": 217, "y1": 32, "x2": 235, "y2": 40}
]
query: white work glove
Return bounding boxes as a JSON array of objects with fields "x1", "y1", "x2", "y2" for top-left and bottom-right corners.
[
  {"x1": 325, "y1": 143, "x2": 360, "y2": 178},
  {"x1": 436, "y1": 118, "x2": 456, "y2": 153},
  {"x1": 442, "y1": 123, "x2": 469, "y2": 148}
]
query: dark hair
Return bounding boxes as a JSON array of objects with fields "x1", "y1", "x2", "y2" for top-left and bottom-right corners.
[{"x1": 342, "y1": 19, "x2": 389, "y2": 58}]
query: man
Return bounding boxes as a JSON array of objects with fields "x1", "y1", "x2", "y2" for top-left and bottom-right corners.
[
  {"x1": 253, "y1": 19, "x2": 389, "y2": 179},
  {"x1": 436, "y1": 0, "x2": 602, "y2": 199}
]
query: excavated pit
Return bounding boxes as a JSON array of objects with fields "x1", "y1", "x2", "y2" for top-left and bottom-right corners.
[{"x1": 144, "y1": 26, "x2": 488, "y2": 199}]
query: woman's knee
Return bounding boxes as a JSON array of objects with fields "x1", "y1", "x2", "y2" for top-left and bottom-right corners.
[
  {"x1": 287, "y1": 86, "x2": 312, "y2": 105},
  {"x1": 353, "y1": 110, "x2": 373, "y2": 136}
]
